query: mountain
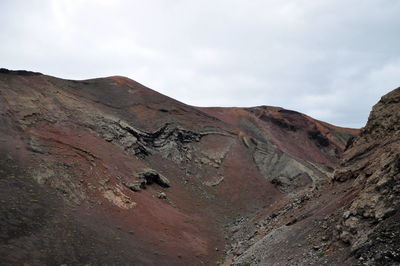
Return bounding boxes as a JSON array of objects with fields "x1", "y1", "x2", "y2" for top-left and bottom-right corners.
[
  {"x1": 0, "y1": 69, "x2": 358, "y2": 265},
  {"x1": 334, "y1": 88, "x2": 400, "y2": 265},
  {"x1": 228, "y1": 88, "x2": 400, "y2": 266}
]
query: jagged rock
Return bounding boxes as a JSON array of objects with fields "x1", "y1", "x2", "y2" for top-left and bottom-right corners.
[
  {"x1": 204, "y1": 176, "x2": 224, "y2": 187},
  {"x1": 253, "y1": 141, "x2": 322, "y2": 192},
  {"x1": 339, "y1": 231, "x2": 353, "y2": 244},
  {"x1": 122, "y1": 181, "x2": 144, "y2": 192},
  {"x1": 103, "y1": 189, "x2": 136, "y2": 209},
  {"x1": 200, "y1": 157, "x2": 209, "y2": 164},
  {"x1": 119, "y1": 135, "x2": 138, "y2": 147},
  {"x1": 157, "y1": 192, "x2": 167, "y2": 199},
  {"x1": 334, "y1": 87, "x2": 400, "y2": 265},
  {"x1": 135, "y1": 169, "x2": 170, "y2": 188}
]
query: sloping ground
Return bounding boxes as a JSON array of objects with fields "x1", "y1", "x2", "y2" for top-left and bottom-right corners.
[
  {"x1": 334, "y1": 87, "x2": 400, "y2": 266},
  {"x1": 227, "y1": 87, "x2": 400, "y2": 266},
  {"x1": 221, "y1": 176, "x2": 360, "y2": 265},
  {"x1": 200, "y1": 106, "x2": 358, "y2": 192},
  {"x1": 0, "y1": 69, "x2": 356, "y2": 265}
]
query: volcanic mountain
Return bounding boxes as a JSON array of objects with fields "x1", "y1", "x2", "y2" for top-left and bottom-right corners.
[
  {"x1": 225, "y1": 88, "x2": 400, "y2": 266},
  {"x1": 0, "y1": 69, "x2": 363, "y2": 265}
]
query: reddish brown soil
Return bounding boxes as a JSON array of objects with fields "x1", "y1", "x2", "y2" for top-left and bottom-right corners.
[{"x1": 0, "y1": 69, "x2": 358, "y2": 265}]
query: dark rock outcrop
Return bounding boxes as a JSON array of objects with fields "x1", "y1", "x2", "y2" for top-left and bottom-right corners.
[
  {"x1": 334, "y1": 88, "x2": 400, "y2": 265},
  {"x1": 134, "y1": 168, "x2": 171, "y2": 188}
]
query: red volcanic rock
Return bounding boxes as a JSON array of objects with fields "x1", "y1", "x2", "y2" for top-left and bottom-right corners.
[{"x1": 0, "y1": 69, "x2": 357, "y2": 265}]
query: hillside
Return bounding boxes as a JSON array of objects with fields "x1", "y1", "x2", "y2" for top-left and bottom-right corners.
[
  {"x1": 227, "y1": 88, "x2": 400, "y2": 266},
  {"x1": 0, "y1": 69, "x2": 358, "y2": 265},
  {"x1": 334, "y1": 88, "x2": 400, "y2": 265}
]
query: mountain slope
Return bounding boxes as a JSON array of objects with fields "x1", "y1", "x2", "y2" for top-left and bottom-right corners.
[
  {"x1": 0, "y1": 69, "x2": 356, "y2": 265},
  {"x1": 227, "y1": 87, "x2": 400, "y2": 266},
  {"x1": 334, "y1": 87, "x2": 400, "y2": 265}
]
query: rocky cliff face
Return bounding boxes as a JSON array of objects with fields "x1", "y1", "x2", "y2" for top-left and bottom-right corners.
[
  {"x1": 334, "y1": 88, "x2": 400, "y2": 265},
  {"x1": 0, "y1": 69, "x2": 357, "y2": 265},
  {"x1": 222, "y1": 88, "x2": 400, "y2": 266}
]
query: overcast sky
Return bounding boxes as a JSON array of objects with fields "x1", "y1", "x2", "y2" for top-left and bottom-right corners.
[{"x1": 1, "y1": 0, "x2": 399, "y2": 128}]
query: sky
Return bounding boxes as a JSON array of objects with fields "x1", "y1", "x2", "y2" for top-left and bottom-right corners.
[{"x1": 1, "y1": 0, "x2": 399, "y2": 128}]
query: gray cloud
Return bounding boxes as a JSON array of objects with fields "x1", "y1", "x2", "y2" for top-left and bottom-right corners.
[{"x1": 1, "y1": 0, "x2": 399, "y2": 128}]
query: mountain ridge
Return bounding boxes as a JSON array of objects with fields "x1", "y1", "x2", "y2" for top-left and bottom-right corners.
[{"x1": 0, "y1": 69, "x2": 363, "y2": 265}]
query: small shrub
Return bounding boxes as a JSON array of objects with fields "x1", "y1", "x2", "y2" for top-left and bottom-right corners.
[{"x1": 316, "y1": 251, "x2": 325, "y2": 258}]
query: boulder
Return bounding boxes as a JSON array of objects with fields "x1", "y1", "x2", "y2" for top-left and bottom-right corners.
[
  {"x1": 122, "y1": 181, "x2": 144, "y2": 192},
  {"x1": 135, "y1": 168, "x2": 170, "y2": 188},
  {"x1": 157, "y1": 192, "x2": 167, "y2": 199}
]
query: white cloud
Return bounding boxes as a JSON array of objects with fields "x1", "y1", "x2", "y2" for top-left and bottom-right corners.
[{"x1": 0, "y1": 0, "x2": 399, "y2": 128}]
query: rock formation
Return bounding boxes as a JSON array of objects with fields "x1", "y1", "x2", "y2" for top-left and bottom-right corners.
[
  {"x1": 1, "y1": 68, "x2": 382, "y2": 265},
  {"x1": 225, "y1": 88, "x2": 400, "y2": 266},
  {"x1": 334, "y1": 88, "x2": 400, "y2": 265}
]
